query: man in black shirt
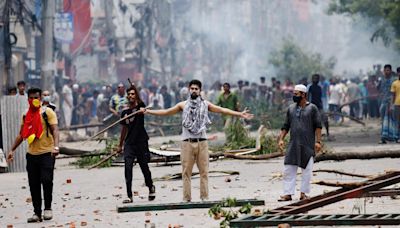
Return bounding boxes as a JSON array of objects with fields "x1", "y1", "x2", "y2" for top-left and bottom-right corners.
[
  {"x1": 117, "y1": 85, "x2": 155, "y2": 203},
  {"x1": 308, "y1": 74, "x2": 330, "y2": 138}
]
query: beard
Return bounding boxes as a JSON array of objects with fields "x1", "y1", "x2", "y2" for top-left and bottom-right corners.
[{"x1": 190, "y1": 93, "x2": 199, "y2": 99}]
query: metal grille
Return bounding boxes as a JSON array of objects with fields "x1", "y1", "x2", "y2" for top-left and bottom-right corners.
[
  {"x1": 230, "y1": 214, "x2": 400, "y2": 227},
  {"x1": 270, "y1": 171, "x2": 400, "y2": 215},
  {"x1": 1, "y1": 96, "x2": 28, "y2": 172}
]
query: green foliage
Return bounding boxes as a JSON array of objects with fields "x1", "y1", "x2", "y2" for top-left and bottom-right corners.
[
  {"x1": 328, "y1": 0, "x2": 400, "y2": 50},
  {"x1": 225, "y1": 119, "x2": 256, "y2": 149},
  {"x1": 208, "y1": 197, "x2": 253, "y2": 228},
  {"x1": 258, "y1": 133, "x2": 283, "y2": 155},
  {"x1": 71, "y1": 155, "x2": 113, "y2": 168},
  {"x1": 71, "y1": 137, "x2": 119, "y2": 168},
  {"x1": 269, "y1": 39, "x2": 336, "y2": 80}
]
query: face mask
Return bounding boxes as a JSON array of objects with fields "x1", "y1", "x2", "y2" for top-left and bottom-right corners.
[
  {"x1": 190, "y1": 93, "x2": 199, "y2": 100},
  {"x1": 42, "y1": 96, "x2": 51, "y2": 102},
  {"x1": 292, "y1": 95, "x2": 302, "y2": 104},
  {"x1": 29, "y1": 98, "x2": 41, "y2": 109}
]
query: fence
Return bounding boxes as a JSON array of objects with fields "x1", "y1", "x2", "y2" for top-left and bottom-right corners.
[{"x1": 0, "y1": 96, "x2": 28, "y2": 172}]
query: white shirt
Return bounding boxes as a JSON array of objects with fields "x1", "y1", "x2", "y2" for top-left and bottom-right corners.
[
  {"x1": 62, "y1": 85, "x2": 73, "y2": 107},
  {"x1": 328, "y1": 84, "x2": 343, "y2": 105}
]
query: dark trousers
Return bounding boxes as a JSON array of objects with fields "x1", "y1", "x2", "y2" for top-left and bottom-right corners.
[
  {"x1": 368, "y1": 99, "x2": 379, "y2": 118},
  {"x1": 362, "y1": 103, "x2": 368, "y2": 119},
  {"x1": 124, "y1": 143, "x2": 153, "y2": 198},
  {"x1": 349, "y1": 102, "x2": 360, "y2": 118},
  {"x1": 26, "y1": 153, "x2": 55, "y2": 216}
]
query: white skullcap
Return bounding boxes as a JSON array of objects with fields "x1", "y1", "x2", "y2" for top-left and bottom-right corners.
[
  {"x1": 294, "y1": 84, "x2": 307, "y2": 93},
  {"x1": 72, "y1": 84, "x2": 79, "y2": 89}
]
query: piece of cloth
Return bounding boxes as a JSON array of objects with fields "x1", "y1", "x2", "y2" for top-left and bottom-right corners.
[
  {"x1": 391, "y1": 79, "x2": 400, "y2": 105},
  {"x1": 379, "y1": 77, "x2": 394, "y2": 105},
  {"x1": 123, "y1": 143, "x2": 153, "y2": 198},
  {"x1": 282, "y1": 103, "x2": 322, "y2": 169},
  {"x1": 22, "y1": 99, "x2": 43, "y2": 144},
  {"x1": 181, "y1": 140, "x2": 209, "y2": 201},
  {"x1": 283, "y1": 157, "x2": 314, "y2": 195},
  {"x1": 120, "y1": 102, "x2": 149, "y2": 144},
  {"x1": 380, "y1": 103, "x2": 399, "y2": 141},
  {"x1": 26, "y1": 152, "x2": 55, "y2": 217},
  {"x1": 27, "y1": 108, "x2": 58, "y2": 155},
  {"x1": 182, "y1": 97, "x2": 211, "y2": 135}
]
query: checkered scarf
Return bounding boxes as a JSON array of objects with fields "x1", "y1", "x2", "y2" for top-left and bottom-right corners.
[{"x1": 182, "y1": 97, "x2": 211, "y2": 135}]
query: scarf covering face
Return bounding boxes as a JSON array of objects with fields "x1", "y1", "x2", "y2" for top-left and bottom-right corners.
[
  {"x1": 22, "y1": 98, "x2": 43, "y2": 144},
  {"x1": 182, "y1": 96, "x2": 211, "y2": 135}
]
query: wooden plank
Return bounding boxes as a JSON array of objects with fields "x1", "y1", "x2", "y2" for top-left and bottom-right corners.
[
  {"x1": 230, "y1": 214, "x2": 400, "y2": 227},
  {"x1": 280, "y1": 172, "x2": 400, "y2": 215},
  {"x1": 117, "y1": 199, "x2": 264, "y2": 213}
]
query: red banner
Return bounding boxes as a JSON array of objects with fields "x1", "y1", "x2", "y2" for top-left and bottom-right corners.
[{"x1": 64, "y1": 0, "x2": 92, "y2": 55}]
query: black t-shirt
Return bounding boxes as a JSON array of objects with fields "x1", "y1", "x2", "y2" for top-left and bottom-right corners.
[
  {"x1": 120, "y1": 102, "x2": 149, "y2": 144},
  {"x1": 308, "y1": 84, "x2": 323, "y2": 109}
]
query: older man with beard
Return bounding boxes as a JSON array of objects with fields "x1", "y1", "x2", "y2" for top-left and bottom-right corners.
[{"x1": 278, "y1": 84, "x2": 322, "y2": 201}]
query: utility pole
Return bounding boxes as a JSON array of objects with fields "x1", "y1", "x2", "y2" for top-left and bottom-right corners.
[
  {"x1": 1, "y1": 0, "x2": 12, "y2": 97},
  {"x1": 40, "y1": 0, "x2": 55, "y2": 90}
]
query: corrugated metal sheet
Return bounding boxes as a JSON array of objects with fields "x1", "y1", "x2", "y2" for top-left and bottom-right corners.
[{"x1": 1, "y1": 96, "x2": 28, "y2": 172}]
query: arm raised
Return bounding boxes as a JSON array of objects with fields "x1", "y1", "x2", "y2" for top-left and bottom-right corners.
[
  {"x1": 208, "y1": 102, "x2": 254, "y2": 119},
  {"x1": 143, "y1": 102, "x2": 184, "y2": 116}
]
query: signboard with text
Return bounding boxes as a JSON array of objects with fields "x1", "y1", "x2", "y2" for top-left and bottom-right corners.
[{"x1": 54, "y1": 13, "x2": 73, "y2": 43}]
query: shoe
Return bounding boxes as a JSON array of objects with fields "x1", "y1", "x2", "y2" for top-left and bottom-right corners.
[
  {"x1": 278, "y1": 195, "x2": 292, "y2": 202},
  {"x1": 43, "y1": 209, "x2": 53, "y2": 220},
  {"x1": 378, "y1": 140, "x2": 387, "y2": 144},
  {"x1": 27, "y1": 214, "x2": 42, "y2": 223},
  {"x1": 300, "y1": 193, "x2": 310, "y2": 201},
  {"x1": 122, "y1": 197, "x2": 133, "y2": 204},
  {"x1": 148, "y1": 186, "x2": 156, "y2": 201}
]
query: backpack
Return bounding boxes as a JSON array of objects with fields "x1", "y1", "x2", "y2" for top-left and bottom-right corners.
[{"x1": 42, "y1": 111, "x2": 52, "y2": 137}]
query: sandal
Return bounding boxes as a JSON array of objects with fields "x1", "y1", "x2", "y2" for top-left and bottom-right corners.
[
  {"x1": 300, "y1": 194, "x2": 310, "y2": 201},
  {"x1": 122, "y1": 197, "x2": 133, "y2": 204},
  {"x1": 277, "y1": 195, "x2": 292, "y2": 202}
]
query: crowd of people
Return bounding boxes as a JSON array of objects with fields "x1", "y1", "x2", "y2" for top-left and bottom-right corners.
[
  {"x1": 5, "y1": 63, "x2": 400, "y2": 140},
  {"x1": 4, "y1": 63, "x2": 400, "y2": 223}
]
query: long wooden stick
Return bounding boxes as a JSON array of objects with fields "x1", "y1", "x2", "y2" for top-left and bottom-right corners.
[
  {"x1": 325, "y1": 111, "x2": 366, "y2": 125},
  {"x1": 312, "y1": 180, "x2": 367, "y2": 188},
  {"x1": 88, "y1": 151, "x2": 119, "y2": 170},
  {"x1": 339, "y1": 95, "x2": 379, "y2": 111},
  {"x1": 313, "y1": 169, "x2": 370, "y2": 178},
  {"x1": 224, "y1": 151, "x2": 284, "y2": 160},
  {"x1": 87, "y1": 109, "x2": 143, "y2": 141}
]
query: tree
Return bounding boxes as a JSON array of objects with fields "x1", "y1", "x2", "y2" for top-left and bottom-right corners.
[
  {"x1": 328, "y1": 0, "x2": 400, "y2": 50},
  {"x1": 269, "y1": 39, "x2": 336, "y2": 81}
]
